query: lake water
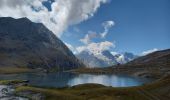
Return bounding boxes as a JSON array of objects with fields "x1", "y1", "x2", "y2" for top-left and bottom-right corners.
[{"x1": 0, "y1": 72, "x2": 153, "y2": 87}]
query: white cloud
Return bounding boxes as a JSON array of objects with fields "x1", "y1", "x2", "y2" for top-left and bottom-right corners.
[
  {"x1": 76, "y1": 41, "x2": 115, "y2": 53},
  {"x1": 141, "y1": 48, "x2": 158, "y2": 55},
  {"x1": 80, "y1": 31, "x2": 98, "y2": 44},
  {"x1": 78, "y1": 20, "x2": 115, "y2": 54},
  {"x1": 0, "y1": 0, "x2": 108, "y2": 37},
  {"x1": 79, "y1": 20, "x2": 114, "y2": 44},
  {"x1": 101, "y1": 20, "x2": 115, "y2": 38},
  {"x1": 79, "y1": 34, "x2": 91, "y2": 44},
  {"x1": 76, "y1": 46, "x2": 87, "y2": 53}
]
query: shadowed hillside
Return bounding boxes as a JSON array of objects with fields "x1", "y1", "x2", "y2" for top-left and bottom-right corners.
[
  {"x1": 126, "y1": 49, "x2": 170, "y2": 68},
  {"x1": 0, "y1": 17, "x2": 84, "y2": 71}
]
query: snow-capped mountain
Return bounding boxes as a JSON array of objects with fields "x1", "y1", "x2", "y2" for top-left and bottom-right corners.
[
  {"x1": 114, "y1": 52, "x2": 138, "y2": 64},
  {"x1": 76, "y1": 50, "x2": 137, "y2": 68},
  {"x1": 76, "y1": 51, "x2": 108, "y2": 68}
]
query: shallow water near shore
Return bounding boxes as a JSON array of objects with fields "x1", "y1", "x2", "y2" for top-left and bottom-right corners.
[{"x1": 0, "y1": 72, "x2": 154, "y2": 88}]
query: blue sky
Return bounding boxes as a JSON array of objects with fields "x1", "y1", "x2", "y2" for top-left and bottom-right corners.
[
  {"x1": 0, "y1": 0, "x2": 169, "y2": 55},
  {"x1": 60, "y1": 0, "x2": 170, "y2": 54}
]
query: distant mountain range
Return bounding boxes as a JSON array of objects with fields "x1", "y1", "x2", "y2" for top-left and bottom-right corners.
[
  {"x1": 108, "y1": 48, "x2": 170, "y2": 77},
  {"x1": 0, "y1": 17, "x2": 84, "y2": 70},
  {"x1": 76, "y1": 50, "x2": 137, "y2": 68}
]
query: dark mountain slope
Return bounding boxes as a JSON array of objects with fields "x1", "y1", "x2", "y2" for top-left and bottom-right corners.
[
  {"x1": 0, "y1": 17, "x2": 84, "y2": 70},
  {"x1": 126, "y1": 49, "x2": 170, "y2": 68}
]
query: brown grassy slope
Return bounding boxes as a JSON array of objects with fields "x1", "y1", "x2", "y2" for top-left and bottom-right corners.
[{"x1": 0, "y1": 67, "x2": 38, "y2": 74}]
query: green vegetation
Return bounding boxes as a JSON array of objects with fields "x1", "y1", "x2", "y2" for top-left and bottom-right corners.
[
  {"x1": 0, "y1": 67, "x2": 40, "y2": 74},
  {"x1": 14, "y1": 75, "x2": 170, "y2": 100},
  {"x1": 0, "y1": 80, "x2": 28, "y2": 85}
]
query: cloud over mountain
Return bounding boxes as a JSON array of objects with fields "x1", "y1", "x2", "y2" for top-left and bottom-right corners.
[
  {"x1": 0, "y1": 0, "x2": 108, "y2": 37},
  {"x1": 77, "y1": 41, "x2": 115, "y2": 54},
  {"x1": 78, "y1": 20, "x2": 115, "y2": 54}
]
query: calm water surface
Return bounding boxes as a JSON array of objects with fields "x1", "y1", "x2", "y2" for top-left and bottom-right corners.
[{"x1": 0, "y1": 72, "x2": 153, "y2": 87}]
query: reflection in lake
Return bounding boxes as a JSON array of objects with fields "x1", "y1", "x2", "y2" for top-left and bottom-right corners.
[
  {"x1": 0, "y1": 72, "x2": 153, "y2": 88},
  {"x1": 68, "y1": 74, "x2": 151, "y2": 87}
]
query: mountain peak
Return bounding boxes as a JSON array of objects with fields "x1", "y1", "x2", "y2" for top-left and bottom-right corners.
[
  {"x1": 0, "y1": 17, "x2": 84, "y2": 70},
  {"x1": 77, "y1": 50, "x2": 137, "y2": 68}
]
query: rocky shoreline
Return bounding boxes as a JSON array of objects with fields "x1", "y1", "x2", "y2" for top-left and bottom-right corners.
[
  {"x1": 0, "y1": 85, "x2": 28, "y2": 100},
  {"x1": 0, "y1": 80, "x2": 44, "y2": 100}
]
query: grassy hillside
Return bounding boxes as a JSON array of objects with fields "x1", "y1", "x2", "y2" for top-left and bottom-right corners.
[{"x1": 0, "y1": 67, "x2": 38, "y2": 74}]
